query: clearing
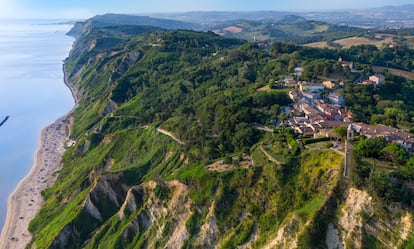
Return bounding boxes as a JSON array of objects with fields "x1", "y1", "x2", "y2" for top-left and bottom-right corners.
[
  {"x1": 372, "y1": 66, "x2": 414, "y2": 81},
  {"x1": 303, "y1": 41, "x2": 334, "y2": 49},
  {"x1": 333, "y1": 36, "x2": 394, "y2": 48}
]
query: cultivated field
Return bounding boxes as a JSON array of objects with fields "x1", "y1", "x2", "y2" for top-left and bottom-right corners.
[
  {"x1": 405, "y1": 36, "x2": 414, "y2": 49},
  {"x1": 223, "y1": 25, "x2": 243, "y2": 33},
  {"x1": 304, "y1": 41, "x2": 333, "y2": 49},
  {"x1": 333, "y1": 36, "x2": 394, "y2": 48},
  {"x1": 373, "y1": 66, "x2": 414, "y2": 81}
]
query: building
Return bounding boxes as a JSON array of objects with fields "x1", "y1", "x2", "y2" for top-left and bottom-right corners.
[
  {"x1": 361, "y1": 80, "x2": 375, "y2": 85},
  {"x1": 289, "y1": 91, "x2": 299, "y2": 102},
  {"x1": 338, "y1": 108, "x2": 353, "y2": 122},
  {"x1": 328, "y1": 92, "x2": 344, "y2": 105},
  {"x1": 295, "y1": 125, "x2": 315, "y2": 136},
  {"x1": 284, "y1": 76, "x2": 295, "y2": 83},
  {"x1": 303, "y1": 91, "x2": 321, "y2": 101},
  {"x1": 352, "y1": 123, "x2": 414, "y2": 153},
  {"x1": 369, "y1": 74, "x2": 385, "y2": 85},
  {"x1": 299, "y1": 82, "x2": 325, "y2": 93},
  {"x1": 293, "y1": 116, "x2": 308, "y2": 125},
  {"x1": 323, "y1": 80, "x2": 337, "y2": 89},
  {"x1": 294, "y1": 67, "x2": 304, "y2": 76},
  {"x1": 298, "y1": 102, "x2": 320, "y2": 117},
  {"x1": 338, "y1": 56, "x2": 354, "y2": 70}
]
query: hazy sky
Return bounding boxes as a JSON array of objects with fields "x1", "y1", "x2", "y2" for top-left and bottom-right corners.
[{"x1": 1, "y1": 0, "x2": 414, "y2": 19}]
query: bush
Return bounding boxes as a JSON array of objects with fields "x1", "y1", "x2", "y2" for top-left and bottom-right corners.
[
  {"x1": 354, "y1": 137, "x2": 387, "y2": 158},
  {"x1": 303, "y1": 137, "x2": 330, "y2": 145}
]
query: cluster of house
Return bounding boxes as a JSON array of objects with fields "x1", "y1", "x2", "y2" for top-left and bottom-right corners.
[
  {"x1": 283, "y1": 77, "x2": 414, "y2": 153},
  {"x1": 360, "y1": 74, "x2": 386, "y2": 86},
  {"x1": 350, "y1": 122, "x2": 414, "y2": 153},
  {"x1": 286, "y1": 81, "x2": 352, "y2": 136}
]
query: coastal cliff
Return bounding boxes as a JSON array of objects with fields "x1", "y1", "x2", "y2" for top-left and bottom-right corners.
[{"x1": 27, "y1": 16, "x2": 414, "y2": 248}]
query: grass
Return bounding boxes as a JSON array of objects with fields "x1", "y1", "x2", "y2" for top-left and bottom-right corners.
[
  {"x1": 362, "y1": 157, "x2": 396, "y2": 173},
  {"x1": 303, "y1": 41, "x2": 334, "y2": 49},
  {"x1": 333, "y1": 36, "x2": 394, "y2": 48},
  {"x1": 372, "y1": 66, "x2": 414, "y2": 81},
  {"x1": 405, "y1": 36, "x2": 414, "y2": 49},
  {"x1": 306, "y1": 141, "x2": 334, "y2": 149},
  {"x1": 256, "y1": 85, "x2": 292, "y2": 93},
  {"x1": 297, "y1": 195, "x2": 325, "y2": 218}
]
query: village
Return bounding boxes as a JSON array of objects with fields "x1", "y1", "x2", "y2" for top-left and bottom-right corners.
[{"x1": 278, "y1": 58, "x2": 414, "y2": 154}]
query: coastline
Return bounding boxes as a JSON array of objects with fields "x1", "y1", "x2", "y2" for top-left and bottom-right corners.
[{"x1": 0, "y1": 66, "x2": 78, "y2": 249}]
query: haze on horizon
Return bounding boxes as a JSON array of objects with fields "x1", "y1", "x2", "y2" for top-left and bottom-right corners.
[{"x1": 0, "y1": 0, "x2": 414, "y2": 19}]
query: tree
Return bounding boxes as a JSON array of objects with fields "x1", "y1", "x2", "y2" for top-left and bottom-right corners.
[
  {"x1": 343, "y1": 65, "x2": 351, "y2": 78},
  {"x1": 368, "y1": 170, "x2": 392, "y2": 200},
  {"x1": 381, "y1": 143, "x2": 408, "y2": 166},
  {"x1": 399, "y1": 156, "x2": 414, "y2": 179},
  {"x1": 232, "y1": 122, "x2": 259, "y2": 153},
  {"x1": 333, "y1": 126, "x2": 348, "y2": 139},
  {"x1": 354, "y1": 137, "x2": 387, "y2": 158}
]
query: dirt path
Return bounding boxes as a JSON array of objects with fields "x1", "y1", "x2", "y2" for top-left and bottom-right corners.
[
  {"x1": 252, "y1": 123, "x2": 274, "y2": 133},
  {"x1": 157, "y1": 128, "x2": 185, "y2": 145},
  {"x1": 259, "y1": 146, "x2": 284, "y2": 165}
]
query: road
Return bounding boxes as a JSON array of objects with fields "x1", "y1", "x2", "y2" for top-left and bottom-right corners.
[{"x1": 344, "y1": 140, "x2": 351, "y2": 178}]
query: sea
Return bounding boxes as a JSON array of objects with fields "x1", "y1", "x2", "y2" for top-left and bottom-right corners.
[{"x1": 0, "y1": 19, "x2": 75, "y2": 230}]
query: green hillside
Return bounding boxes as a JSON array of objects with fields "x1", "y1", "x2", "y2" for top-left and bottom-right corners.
[{"x1": 27, "y1": 22, "x2": 414, "y2": 249}]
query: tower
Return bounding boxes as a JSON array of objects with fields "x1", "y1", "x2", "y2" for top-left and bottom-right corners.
[{"x1": 347, "y1": 123, "x2": 354, "y2": 140}]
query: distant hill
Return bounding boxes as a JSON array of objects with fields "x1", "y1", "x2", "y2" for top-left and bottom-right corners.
[
  {"x1": 67, "y1": 10, "x2": 414, "y2": 46},
  {"x1": 277, "y1": 15, "x2": 307, "y2": 24},
  {"x1": 210, "y1": 17, "x2": 367, "y2": 43},
  {"x1": 67, "y1": 14, "x2": 200, "y2": 38},
  {"x1": 371, "y1": 4, "x2": 414, "y2": 12},
  {"x1": 151, "y1": 5, "x2": 414, "y2": 29}
]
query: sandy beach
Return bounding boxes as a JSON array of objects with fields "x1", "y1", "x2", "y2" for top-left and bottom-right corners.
[{"x1": 0, "y1": 68, "x2": 78, "y2": 249}]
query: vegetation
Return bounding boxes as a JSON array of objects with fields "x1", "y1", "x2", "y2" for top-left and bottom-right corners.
[
  {"x1": 350, "y1": 137, "x2": 414, "y2": 205},
  {"x1": 27, "y1": 19, "x2": 414, "y2": 248}
]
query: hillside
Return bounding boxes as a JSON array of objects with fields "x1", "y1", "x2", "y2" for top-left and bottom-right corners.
[
  {"x1": 27, "y1": 22, "x2": 414, "y2": 248},
  {"x1": 68, "y1": 13, "x2": 414, "y2": 46},
  {"x1": 70, "y1": 13, "x2": 369, "y2": 44},
  {"x1": 153, "y1": 6, "x2": 414, "y2": 29},
  {"x1": 67, "y1": 14, "x2": 200, "y2": 39},
  {"x1": 210, "y1": 16, "x2": 367, "y2": 44}
]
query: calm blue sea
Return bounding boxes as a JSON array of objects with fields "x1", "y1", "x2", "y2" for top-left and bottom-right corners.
[{"x1": 0, "y1": 20, "x2": 74, "y2": 229}]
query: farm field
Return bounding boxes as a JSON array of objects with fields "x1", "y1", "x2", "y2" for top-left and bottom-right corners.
[{"x1": 333, "y1": 36, "x2": 394, "y2": 48}]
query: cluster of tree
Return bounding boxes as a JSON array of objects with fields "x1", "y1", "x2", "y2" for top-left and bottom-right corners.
[
  {"x1": 354, "y1": 137, "x2": 407, "y2": 165},
  {"x1": 341, "y1": 44, "x2": 414, "y2": 71},
  {"x1": 341, "y1": 73, "x2": 414, "y2": 130},
  {"x1": 351, "y1": 137, "x2": 414, "y2": 206},
  {"x1": 97, "y1": 31, "x2": 296, "y2": 160},
  {"x1": 71, "y1": 27, "x2": 414, "y2": 162}
]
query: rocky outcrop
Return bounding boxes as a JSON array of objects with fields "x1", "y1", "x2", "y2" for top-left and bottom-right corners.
[
  {"x1": 51, "y1": 177, "x2": 195, "y2": 248},
  {"x1": 263, "y1": 215, "x2": 301, "y2": 249},
  {"x1": 338, "y1": 188, "x2": 373, "y2": 249},
  {"x1": 195, "y1": 203, "x2": 219, "y2": 248},
  {"x1": 336, "y1": 188, "x2": 414, "y2": 249},
  {"x1": 102, "y1": 100, "x2": 118, "y2": 115},
  {"x1": 51, "y1": 226, "x2": 78, "y2": 249}
]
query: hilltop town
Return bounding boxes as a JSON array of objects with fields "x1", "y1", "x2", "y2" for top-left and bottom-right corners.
[{"x1": 271, "y1": 58, "x2": 414, "y2": 154}]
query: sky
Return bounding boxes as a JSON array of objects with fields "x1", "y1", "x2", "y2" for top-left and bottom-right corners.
[{"x1": 1, "y1": 0, "x2": 414, "y2": 19}]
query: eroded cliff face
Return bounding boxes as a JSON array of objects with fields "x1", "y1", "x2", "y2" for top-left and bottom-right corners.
[
  {"x1": 338, "y1": 188, "x2": 373, "y2": 249},
  {"x1": 325, "y1": 188, "x2": 414, "y2": 249},
  {"x1": 49, "y1": 176, "x2": 193, "y2": 249}
]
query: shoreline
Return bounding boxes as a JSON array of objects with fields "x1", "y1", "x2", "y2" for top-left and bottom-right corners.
[{"x1": 0, "y1": 66, "x2": 78, "y2": 249}]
